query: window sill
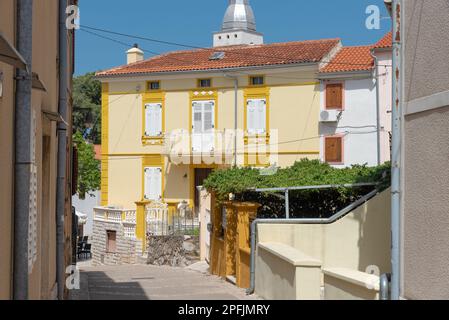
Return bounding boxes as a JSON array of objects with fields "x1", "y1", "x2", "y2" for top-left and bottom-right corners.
[{"x1": 142, "y1": 136, "x2": 164, "y2": 145}]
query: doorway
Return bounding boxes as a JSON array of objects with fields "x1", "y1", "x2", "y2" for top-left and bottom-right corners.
[{"x1": 194, "y1": 168, "x2": 213, "y2": 213}]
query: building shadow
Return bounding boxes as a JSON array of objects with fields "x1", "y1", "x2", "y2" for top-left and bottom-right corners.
[{"x1": 82, "y1": 270, "x2": 150, "y2": 300}]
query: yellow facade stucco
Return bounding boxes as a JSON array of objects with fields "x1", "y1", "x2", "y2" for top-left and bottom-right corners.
[{"x1": 101, "y1": 69, "x2": 321, "y2": 210}]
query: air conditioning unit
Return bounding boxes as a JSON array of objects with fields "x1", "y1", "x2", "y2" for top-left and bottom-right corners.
[{"x1": 320, "y1": 110, "x2": 341, "y2": 122}]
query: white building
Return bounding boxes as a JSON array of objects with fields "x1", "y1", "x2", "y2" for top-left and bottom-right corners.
[{"x1": 318, "y1": 33, "x2": 392, "y2": 167}]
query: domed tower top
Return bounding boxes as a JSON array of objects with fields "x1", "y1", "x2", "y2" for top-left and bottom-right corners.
[
  {"x1": 222, "y1": 0, "x2": 257, "y2": 32},
  {"x1": 213, "y1": 0, "x2": 264, "y2": 47}
]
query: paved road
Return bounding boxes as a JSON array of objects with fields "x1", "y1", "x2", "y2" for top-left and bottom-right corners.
[{"x1": 71, "y1": 263, "x2": 260, "y2": 300}]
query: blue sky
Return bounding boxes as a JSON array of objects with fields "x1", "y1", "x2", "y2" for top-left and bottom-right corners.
[{"x1": 75, "y1": 0, "x2": 391, "y2": 75}]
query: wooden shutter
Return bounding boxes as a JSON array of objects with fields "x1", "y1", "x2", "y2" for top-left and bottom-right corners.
[
  {"x1": 326, "y1": 83, "x2": 343, "y2": 109},
  {"x1": 325, "y1": 137, "x2": 343, "y2": 163},
  {"x1": 144, "y1": 167, "x2": 162, "y2": 201}
]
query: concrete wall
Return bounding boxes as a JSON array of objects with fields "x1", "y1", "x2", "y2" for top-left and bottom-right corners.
[
  {"x1": 319, "y1": 78, "x2": 379, "y2": 167},
  {"x1": 72, "y1": 190, "x2": 101, "y2": 236},
  {"x1": 257, "y1": 189, "x2": 391, "y2": 277},
  {"x1": 0, "y1": 0, "x2": 74, "y2": 299},
  {"x1": 92, "y1": 220, "x2": 138, "y2": 266},
  {"x1": 400, "y1": 0, "x2": 449, "y2": 300},
  {"x1": 323, "y1": 268, "x2": 379, "y2": 300},
  {"x1": 375, "y1": 51, "x2": 392, "y2": 164},
  {"x1": 254, "y1": 189, "x2": 390, "y2": 300},
  {"x1": 0, "y1": 0, "x2": 16, "y2": 300}
]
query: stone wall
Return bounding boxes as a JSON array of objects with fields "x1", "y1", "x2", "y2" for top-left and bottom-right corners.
[
  {"x1": 92, "y1": 220, "x2": 138, "y2": 266},
  {"x1": 147, "y1": 235, "x2": 188, "y2": 267}
]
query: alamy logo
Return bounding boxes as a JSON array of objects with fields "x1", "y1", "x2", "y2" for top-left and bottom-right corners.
[
  {"x1": 66, "y1": 265, "x2": 80, "y2": 290},
  {"x1": 66, "y1": 5, "x2": 80, "y2": 30},
  {"x1": 365, "y1": 5, "x2": 381, "y2": 30}
]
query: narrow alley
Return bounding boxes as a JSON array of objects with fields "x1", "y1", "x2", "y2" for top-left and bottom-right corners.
[{"x1": 71, "y1": 263, "x2": 260, "y2": 300}]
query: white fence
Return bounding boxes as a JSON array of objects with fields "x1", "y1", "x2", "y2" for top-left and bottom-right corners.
[
  {"x1": 93, "y1": 207, "x2": 137, "y2": 239},
  {"x1": 146, "y1": 202, "x2": 199, "y2": 236}
]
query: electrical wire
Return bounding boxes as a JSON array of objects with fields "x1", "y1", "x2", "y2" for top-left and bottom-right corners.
[
  {"x1": 104, "y1": 129, "x2": 380, "y2": 161},
  {"x1": 81, "y1": 28, "x2": 390, "y2": 83},
  {"x1": 79, "y1": 24, "x2": 392, "y2": 69}
]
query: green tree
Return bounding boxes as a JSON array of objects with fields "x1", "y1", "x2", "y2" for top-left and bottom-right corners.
[
  {"x1": 73, "y1": 131, "x2": 101, "y2": 199},
  {"x1": 73, "y1": 72, "x2": 102, "y2": 144}
]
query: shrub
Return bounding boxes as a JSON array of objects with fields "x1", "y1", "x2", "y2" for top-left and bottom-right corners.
[{"x1": 203, "y1": 159, "x2": 391, "y2": 218}]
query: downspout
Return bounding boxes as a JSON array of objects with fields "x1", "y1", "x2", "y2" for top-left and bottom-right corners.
[
  {"x1": 370, "y1": 50, "x2": 381, "y2": 166},
  {"x1": 224, "y1": 74, "x2": 238, "y2": 167},
  {"x1": 56, "y1": 0, "x2": 69, "y2": 300},
  {"x1": 246, "y1": 188, "x2": 379, "y2": 295},
  {"x1": 390, "y1": 0, "x2": 403, "y2": 301},
  {"x1": 13, "y1": 0, "x2": 33, "y2": 300}
]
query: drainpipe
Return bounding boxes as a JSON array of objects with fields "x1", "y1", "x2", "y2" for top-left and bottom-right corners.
[
  {"x1": 390, "y1": 0, "x2": 403, "y2": 301},
  {"x1": 370, "y1": 50, "x2": 381, "y2": 166},
  {"x1": 13, "y1": 0, "x2": 33, "y2": 300},
  {"x1": 56, "y1": 0, "x2": 69, "y2": 300},
  {"x1": 224, "y1": 74, "x2": 238, "y2": 167},
  {"x1": 246, "y1": 188, "x2": 379, "y2": 295}
]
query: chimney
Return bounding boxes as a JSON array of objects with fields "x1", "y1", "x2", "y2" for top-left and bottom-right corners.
[{"x1": 127, "y1": 44, "x2": 144, "y2": 64}]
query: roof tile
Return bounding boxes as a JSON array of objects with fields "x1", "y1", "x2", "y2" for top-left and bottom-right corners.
[
  {"x1": 319, "y1": 45, "x2": 374, "y2": 74},
  {"x1": 96, "y1": 39, "x2": 341, "y2": 77}
]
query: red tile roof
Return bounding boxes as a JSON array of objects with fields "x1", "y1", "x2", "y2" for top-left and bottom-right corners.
[
  {"x1": 374, "y1": 32, "x2": 393, "y2": 49},
  {"x1": 96, "y1": 39, "x2": 341, "y2": 77},
  {"x1": 319, "y1": 45, "x2": 374, "y2": 74}
]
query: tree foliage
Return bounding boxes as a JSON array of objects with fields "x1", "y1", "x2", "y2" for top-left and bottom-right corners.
[
  {"x1": 203, "y1": 159, "x2": 391, "y2": 218},
  {"x1": 73, "y1": 72, "x2": 102, "y2": 144},
  {"x1": 73, "y1": 132, "x2": 101, "y2": 199}
]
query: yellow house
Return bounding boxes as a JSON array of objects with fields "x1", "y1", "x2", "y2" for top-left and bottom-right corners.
[{"x1": 96, "y1": 1, "x2": 342, "y2": 212}]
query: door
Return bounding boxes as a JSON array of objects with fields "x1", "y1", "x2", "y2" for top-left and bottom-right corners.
[
  {"x1": 194, "y1": 168, "x2": 213, "y2": 212},
  {"x1": 192, "y1": 100, "x2": 215, "y2": 153}
]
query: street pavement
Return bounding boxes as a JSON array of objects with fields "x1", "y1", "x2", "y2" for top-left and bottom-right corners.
[{"x1": 70, "y1": 262, "x2": 260, "y2": 300}]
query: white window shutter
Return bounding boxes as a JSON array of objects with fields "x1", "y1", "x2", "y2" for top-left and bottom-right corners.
[
  {"x1": 145, "y1": 104, "x2": 152, "y2": 137},
  {"x1": 145, "y1": 103, "x2": 163, "y2": 137},
  {"x1": 257, "y1": 99, "x2": 267, "y2": 134},
  {"x1": 192, "y1": 102, "x2": 202, "y2": 133},
  {"x1": 192, "y1": 102, "x2": 202, "y2": 152},
  {"x1": 203, "y1": 101, "x2": 215, "y2": 151},
  {"x1": 203, "y1": 101, "x2": 214, "y2": 131},
  {"x1": 144, "y1": 167, "x2": 162, "y2": 201},
  {"x1": 155, "y1": 104, "x2": 162, "y2": 136},
  {"x1": 153, "y1": 168, "x2": 162, "y2": 200},
  {"x1": 247, "y1": 99, "x2": 257, "y2": 135},
  {"x1": 144, "y1": 167, "x2": 151, "y2": 200}
]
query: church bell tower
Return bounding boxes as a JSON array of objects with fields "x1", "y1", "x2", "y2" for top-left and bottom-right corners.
[{"x1": 213, "y1": 0, "x2": 264, "y2": 47}]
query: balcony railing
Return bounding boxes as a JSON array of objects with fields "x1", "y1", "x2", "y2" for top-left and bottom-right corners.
[{"x1": 93, "y1": 207, "x2": 137, "y2": 238}]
